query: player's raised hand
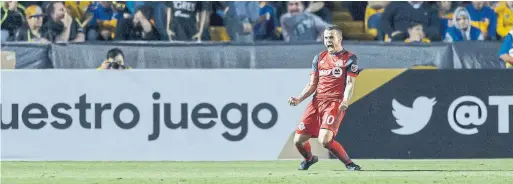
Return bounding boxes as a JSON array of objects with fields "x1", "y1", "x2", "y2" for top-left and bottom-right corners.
[
  {"x1": 288, "y1": 97, "x2": 301, "y2": 106},
  {"x1": 339, "y1": 101, "x2": 349, "y2": 111}
]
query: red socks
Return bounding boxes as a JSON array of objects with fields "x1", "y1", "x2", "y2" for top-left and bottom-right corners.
[
  {"x1": 296, "y1": 140, "x2": 352, "y2": 165},
  {"x1": 325, "y1": 139, "x2": 352, "y2": 165},
  {"x1": 296, "y1": 141, "x2": 313, "y2": 161}
]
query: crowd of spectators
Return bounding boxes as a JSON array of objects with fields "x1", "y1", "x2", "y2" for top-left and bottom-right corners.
[
  {"x1": 1, "y1": 1, "x2": 512, "y2": 44},
  {"x1": 366, "y1": 1, "x2": 513, "y2": 43},
  {"x1": 0, "y1": 1, "x2": 331, "y2": 43}
]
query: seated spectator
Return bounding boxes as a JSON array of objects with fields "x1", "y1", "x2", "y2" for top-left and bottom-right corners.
[
  {"x1": 11, "y1": 5, "x2": 49, "y2": 43},
  {"x1": 404, "y1": 22, "x2": 430, "y2": 43},
  {"x1": 44, "y1": 1, "x2": 85, "y2": 42},
  {"x1": 280, "y1": 1, "x2": 330, "y2": 42},
  {"x1": 380, "y1": 1, "x2": 440, "y2": 41},
  {"x1": 224, "y1": 1, "x2": 260, "y2": 43},
  {"x1": 165, "y1": 1, "x2": 210, "y2": 41},
  {"x1": 304, "y1": 1, "x2": 333, "y2": 23},
  {"x1": 253, "y1": 1, "x2": 279, "y2": 40},
  {"x1": 114, "y1": 6, "x2": 160, "y2": 40},
  {"x1": 494, "y1": 1, "x2": 513, "y2": 39},
  {"x1": 444, "y1": 7, "x2": 484, "y2": 42},
  {"x1": 498, "y1": 29, "x2": 513, "y2": 68},
  {"x1": 1, "y1": 1, "x2": 25, "y2": 41},
  {"x1": 466, "y1": 2, "x2": 497, "y2": 40},
  {"x1": 208, "y1": 1, "x2": 230, "y2": 41},
  {"x1": 83, "y1": 2, "x2": 124, "y2": 41},
  {"x1": 437, "y1": 1, "x2": 456, "y2": 40},
  {"x1": 364, "y1": 1, "x2": 389, "y2": 39}
]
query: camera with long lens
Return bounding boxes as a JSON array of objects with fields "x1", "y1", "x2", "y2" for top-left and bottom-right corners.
[{"x1": 106, "y1": 59, "x2": 126, "y2": 70}]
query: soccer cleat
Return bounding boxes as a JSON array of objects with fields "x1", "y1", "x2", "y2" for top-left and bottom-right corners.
[
  {"x1": 345, "y1": 162, "x2": 361, "y2": 171},
  {"x1": 298, "y1": 155, "x2": 319, "y2": 170}
]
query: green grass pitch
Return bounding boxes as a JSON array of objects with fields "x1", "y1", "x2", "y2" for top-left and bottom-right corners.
[{"x1": 2, "y1": 159, "x2": 513, "y2": 184}]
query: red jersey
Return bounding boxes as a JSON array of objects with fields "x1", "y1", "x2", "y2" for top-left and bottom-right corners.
[{"x1": 312, "y1": 49, "x2": 360, "y2": 100}]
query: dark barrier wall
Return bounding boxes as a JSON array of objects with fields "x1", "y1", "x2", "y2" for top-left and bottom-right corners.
[
  {"x1": 0, "y1": 41, "x2": 507, "y2": 69},
  {"x1": 337, "y1": 69, "x2": 513, "y2": 159},
  {"x1": 49, "y1": 41, "x2": 451, "y2": 69},
  {"x1": 452, "y1": 41, "x2": 505, "y2": 68},
  {"x1": 0, "y1": 43, "x2": 53, "y2": 69}
]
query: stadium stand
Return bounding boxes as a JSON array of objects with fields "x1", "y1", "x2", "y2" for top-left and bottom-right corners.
[{"x1": 0, "y1": 1, "x2": 510, "y2": 69}]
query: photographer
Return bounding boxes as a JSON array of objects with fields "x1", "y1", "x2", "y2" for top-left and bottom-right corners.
[{"x1": 97, "y1": 48, "x2": 132, "y2": 70}]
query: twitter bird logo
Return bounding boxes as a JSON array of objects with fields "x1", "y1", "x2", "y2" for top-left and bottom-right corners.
[{"x1": 391, "y1": 97, "x2": 437, "y2": 135}]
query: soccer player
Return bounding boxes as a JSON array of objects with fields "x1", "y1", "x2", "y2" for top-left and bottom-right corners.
[{"x1": 288, "y1": 26, "x2": 361, "y2": 171}]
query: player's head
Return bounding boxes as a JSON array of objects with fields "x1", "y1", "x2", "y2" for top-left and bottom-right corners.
[
  {"x1": 106, "y1": 48, "x2": 125, "y2": 65},
  {"x1": 323, "y1": 26, "x2": 343, "y2": 53}
]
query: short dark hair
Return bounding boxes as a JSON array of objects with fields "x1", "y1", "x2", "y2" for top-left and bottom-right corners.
[
  {"x1": 106, "y1": 48, "x2": 124, "y2": 59},
  {"x1": 45, "y1": 1, "x2": 64, "y2": 16},
  {"x1": 408, "y1": 22, "x2": 423, "y2": 29},
  {"x1": 325, "y1": 25, "x2": 343, "y2": 38}
]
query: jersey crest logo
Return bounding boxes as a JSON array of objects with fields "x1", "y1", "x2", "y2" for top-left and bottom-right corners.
[{"x1": 351, "y1": 65, "x2": 358, "y2": 73}]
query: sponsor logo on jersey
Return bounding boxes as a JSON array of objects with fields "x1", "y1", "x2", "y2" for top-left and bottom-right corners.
[{"x1": 319, "y1": 68, "x2": 343, "y2": 77}]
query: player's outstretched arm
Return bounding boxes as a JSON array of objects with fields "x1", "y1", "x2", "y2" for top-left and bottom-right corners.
[{"x1": 289, "y1": 54, "x2": 320, "y2": 106}]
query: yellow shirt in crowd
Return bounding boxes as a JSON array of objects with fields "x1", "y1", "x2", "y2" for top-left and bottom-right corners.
[
  {"x1": 65, "y1": 1, "x2": 91, "y2": 22},
  {"x1": 495, "y1": 2, "x2": 513, "y2": 38},
  {"x1": 364, "y1": 6, "x2": 385, "y2": 38},
  {"x1": 404, "y1": 38, "x2": 431, "y2": 43}
]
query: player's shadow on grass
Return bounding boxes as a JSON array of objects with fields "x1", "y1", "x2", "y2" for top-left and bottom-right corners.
[{"x1": 333, "y1": 169, "x2": 513, "y2": 172}]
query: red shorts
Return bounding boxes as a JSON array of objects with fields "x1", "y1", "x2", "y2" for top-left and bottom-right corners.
[{"x1": 296, "y1": 98, "x2": 345, "y2": 138}]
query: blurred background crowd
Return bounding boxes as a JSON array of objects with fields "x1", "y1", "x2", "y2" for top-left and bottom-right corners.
[{"x1": 0, "y1": 1, "x2": 512, "y2": 43}]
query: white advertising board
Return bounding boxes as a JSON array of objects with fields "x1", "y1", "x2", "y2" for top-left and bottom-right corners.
[{"x1": 1, "y1": 69, "x2": 311, "y2": 161}]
